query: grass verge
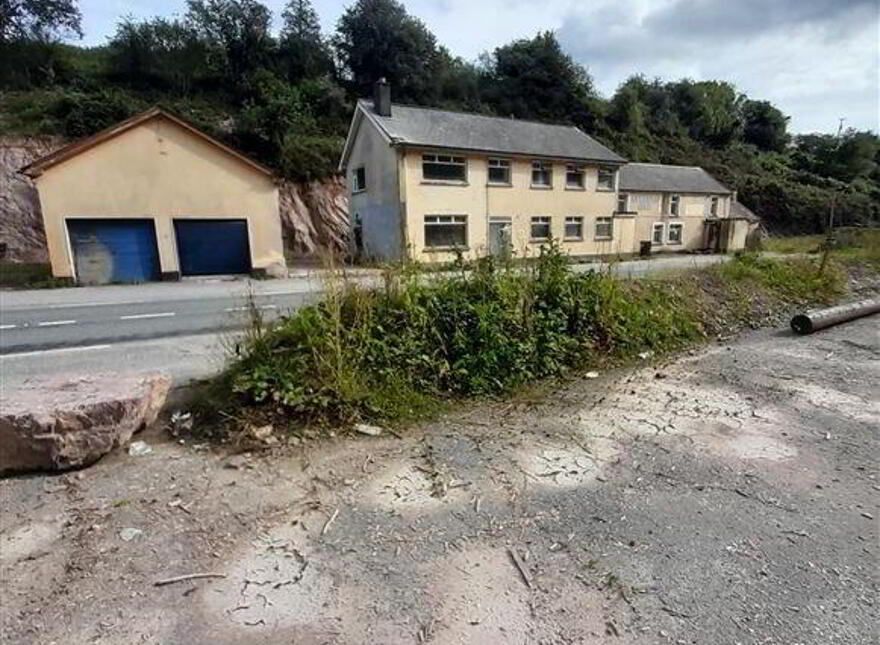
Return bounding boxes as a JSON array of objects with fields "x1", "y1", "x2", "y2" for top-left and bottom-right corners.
[{"x1": 192, "y1": 245, "x2": 856, "y2": 440}]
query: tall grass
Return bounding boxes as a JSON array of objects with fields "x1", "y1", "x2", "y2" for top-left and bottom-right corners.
[{"x1": 217, "y1": 247, "x2": 851, "y2": 429}]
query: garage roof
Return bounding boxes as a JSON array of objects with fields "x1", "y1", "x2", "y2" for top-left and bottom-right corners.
[
  {"x1": 20, "y1": 107, "x2": 274, "y2": 178},
  {"x1": 351, "y1": 99, "x2": 626, "y2": 164},
  {"x1": 619, "y1": 163, "x2": 731, "y2": 194}
]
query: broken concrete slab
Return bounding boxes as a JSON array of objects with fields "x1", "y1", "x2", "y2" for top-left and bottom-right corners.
[{"x1": 0, "y1": 373, "x2": 170, "y2": 475}]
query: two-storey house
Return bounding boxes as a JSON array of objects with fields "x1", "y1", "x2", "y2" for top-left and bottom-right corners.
[{"x1": 340, "y1": 81, "x2": 756, "y2": 262}]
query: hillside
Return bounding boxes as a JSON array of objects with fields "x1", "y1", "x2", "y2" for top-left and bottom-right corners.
[{"x1": 1, "y1": 0, "x2": 878, "y2": 237}]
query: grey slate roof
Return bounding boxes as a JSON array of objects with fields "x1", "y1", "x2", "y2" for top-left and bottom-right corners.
[
  {"x1": 619, "y1": 163, "x2": 731, "y2": 194},
  {"x1": 360, "y1": 100, "x2": 626, "y2": 164},
  {"x1": 730, "y1": 200, "x2": 760, "y2": 222}
]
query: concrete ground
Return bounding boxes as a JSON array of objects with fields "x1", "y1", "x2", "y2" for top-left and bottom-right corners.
[
  {"x1": 1, "y1": 314, "x2": 876, "y2": 644},
  {"x1": 0, "y1": 254, "x2": 733, "y2": 389}
]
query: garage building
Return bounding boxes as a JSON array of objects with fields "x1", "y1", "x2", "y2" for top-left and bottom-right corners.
[{"x1": 21, "y1": 107, "x2": 286, "y2": 284}]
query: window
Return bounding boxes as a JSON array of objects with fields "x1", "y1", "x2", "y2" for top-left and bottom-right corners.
[
  {"x1": 595, "y1": 217, "x2": 613, "y2": 240},
  {"x1": 488, "y1": 158, "x2": 511, "y2": 184},
  {"x1": 667, "y1": 223, "x2": 683, "y2": 244},
  {"x1": 565, "y1": 164, "x2": 585, "y2": 189},
  {"x1": 597, "y1": 167, "x2": 616, "y2": 191},
  {"x1": 353, "y1": 167, "x2": 366, "y2": 193},
  {"x1": 424, "y1": 215, "x2": 467, "y2": 248},
  {"x1": 530, "y1": 216, "x2": 552, "y2": 240},
  {"x1": 564, "y1": 216, "x2": 583, "y2": 240},
  {"x1": 652, "y1": 223, "x2": 665, "y2": 245},
  {"x1": 531, "y1": 161, "x2": 552, "y2": 187},
  {"x1": 709, "y1": 196, "x2": 719, "y2": 217},
  {"x1": 617, "y1": 193, "x2": 629, "y2": 213},
  {"x1": 422, "y1": 153, "x2": 466, "y2": 182},
  {"x1": 668, "y1": 194, "x2": 681, "y2": 216},
  {"x1": 634, "y1": 194, "x2": 657, "y2": 211}
]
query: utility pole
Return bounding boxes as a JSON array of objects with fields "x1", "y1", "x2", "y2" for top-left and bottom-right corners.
[{"x1": 818, "y1": 117, "x2": 846, "y2": 275}]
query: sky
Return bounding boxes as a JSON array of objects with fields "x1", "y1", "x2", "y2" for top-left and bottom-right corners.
[{"x1": 77, "y1": 0, "x2": 879, "y2": 134}]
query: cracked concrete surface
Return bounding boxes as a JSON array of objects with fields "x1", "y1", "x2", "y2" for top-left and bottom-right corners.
[{"x1": 1, "y1": 316, "x2": 877, "y2": 644}]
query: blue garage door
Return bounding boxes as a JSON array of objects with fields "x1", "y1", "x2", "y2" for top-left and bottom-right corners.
[
  {"x1": 67, "y1": 219, "x2": 160, "y2": 284},
  {"x1": 174, "y1": 219, "x2": 251, "y2": 276}
]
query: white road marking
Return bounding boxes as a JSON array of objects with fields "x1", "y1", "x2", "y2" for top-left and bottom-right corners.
[
  {"x1": 0, "y1": 324, "x2": 16, "y2": 330},
  {"x1": 38, "y1": 320, "x2": 76, "y2": 327},
  {"x1": 224, "y1": 304, "x2": 278, "y2": 312},
  {"x1": 0, "y1": 344, "x2": 113, "y2": 359},
  {"x1": 119, "y1": 312, "x2": 176, "y2": 320}
]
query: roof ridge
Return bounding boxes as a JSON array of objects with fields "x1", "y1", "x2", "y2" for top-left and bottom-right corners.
[{"x1": 626, "y1": 162, "x2": 703, "y2": 170}]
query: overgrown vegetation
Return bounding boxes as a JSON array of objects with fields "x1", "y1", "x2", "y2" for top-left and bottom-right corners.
[
  {"x1": 207, "y1": 247, "x2": 848, "y2": 431},
  {"x1": 764, "y1": 228, "x2": 880, "y2": 268},
  {"x1": 1, "y1": 0, "x2": 878, "y2": 231}
]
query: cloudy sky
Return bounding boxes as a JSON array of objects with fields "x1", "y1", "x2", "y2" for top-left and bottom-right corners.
[{"x1": 77, "y1": 0, "x2": 879, "y2": 133}]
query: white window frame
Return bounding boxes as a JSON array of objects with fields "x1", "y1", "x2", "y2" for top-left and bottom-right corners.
[
  {"x1": 352, "y1": 166, "x2": 366, "y2": 193},
  {"x1": 597, "y1": 167, "x2": 616, "y2": 192},
  {"x1": 422, "y1": 152, "x2": 467, "y2": 183},
  {"x1": 530, "y1": 216, "x2": 552, "y2": 241},
  {"x1": 424, "y1": 214, "x2": 467, "y2": 249},
  {"x1": 565, "y1": 164, "x2": 585, "y2": 189},
  {"x1": 667, "y1": 222, "x2": 683, "y2": 245},
  {"x1": 487, "y1": 158, "x2": 511, "y2": 185},
  {"x1": 652, "y1": 222, "x2": 665, "y2": 245},
  {"x1": 531, "y1": 161, "x2": 552, "y2": 188},
  {"x1": 617, "y1": 192, "x2": 629, "y2": 213},
  {"x1": 564, "y1": 216, "x2": 584, "y2": 240},
  {"x1": 594, "y1": 216, "x2": 613, "y2": 240},
  {"x1": 668, "y1": 194, "x2": 681, "y2": 216}
]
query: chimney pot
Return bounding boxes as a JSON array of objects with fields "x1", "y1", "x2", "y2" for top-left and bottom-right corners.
[{"x1": 373, "y1": 78, "x2": 391, "y2": 117}]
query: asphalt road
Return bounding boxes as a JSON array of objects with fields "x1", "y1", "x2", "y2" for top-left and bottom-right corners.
[{"x1": 0, "y1": 254, "x2": 732, "y2": 388}]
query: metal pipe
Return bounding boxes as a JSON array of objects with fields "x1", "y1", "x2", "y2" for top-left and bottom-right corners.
[{"x1": 790, "y1": 298, "x2": 880, "y2": 335}]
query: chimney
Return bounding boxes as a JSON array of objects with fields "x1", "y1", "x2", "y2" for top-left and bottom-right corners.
[{"x1": 373, "y1": 78, "x2": 391, "y2": 117}]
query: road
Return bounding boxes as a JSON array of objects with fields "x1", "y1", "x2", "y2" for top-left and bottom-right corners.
[{"x1": 1, "y1": 254, "x2": 732, "y2": 387}]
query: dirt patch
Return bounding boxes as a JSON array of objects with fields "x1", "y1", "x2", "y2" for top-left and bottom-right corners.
[{"x1": 1, "y1": 316, "x2": 877, "y2": 644}]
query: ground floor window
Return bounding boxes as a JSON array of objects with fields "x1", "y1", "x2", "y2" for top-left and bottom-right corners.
[
  {"x1": 652, "y1": 222, "x2": 665, "y2": 245},
  {"x1": 530, "y1": 216, "x2": 552, "y2": 240},
  {"x1": 564, "y1": 216, "x2": 583, "y2": 240},
  {"x1": 594, "y1": 217, "x2": 613, "y2": 240},
  {"x1": 424, "y1": 215, "x2": 467, "y2": 248},
  {"x1": 667, "y1": 222, "x2": 683, "y2": 244}
]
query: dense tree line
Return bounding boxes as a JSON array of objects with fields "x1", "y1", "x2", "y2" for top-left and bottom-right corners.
[{"x1": 1, "y1": 0, "x2": 877, "y2": 232}]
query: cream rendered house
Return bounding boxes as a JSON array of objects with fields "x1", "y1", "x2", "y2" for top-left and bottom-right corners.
[{"x1": 340, "y1": 82, "x2": 756, "y2": 263}]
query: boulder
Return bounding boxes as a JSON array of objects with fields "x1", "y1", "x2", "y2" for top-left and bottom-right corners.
[{"x1": 0, "y1": 373, "x2": 171, "y2": 475}]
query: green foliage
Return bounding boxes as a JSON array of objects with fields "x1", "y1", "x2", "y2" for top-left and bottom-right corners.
[
  {"x1": 50, "y1": 87, "x2": 147, "y2": 137},
  {"x1": 711, "y1": 253, "x2": 846, "y2": 304},
  {"x1": 278, "y1": 0, "x2": 334, "y2": 82},
  {"x1": 740, "y1": 99, "x2": 790, "y2": 152},
  {"x1": 0, "y1": 0, "x2": 82, "y2": 41}
]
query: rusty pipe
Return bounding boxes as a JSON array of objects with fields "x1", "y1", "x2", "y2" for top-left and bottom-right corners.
[{"x1": 790, "y1": 298, "x2": 880, "y2": 335}]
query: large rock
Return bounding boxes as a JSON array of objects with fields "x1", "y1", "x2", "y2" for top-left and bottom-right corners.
[{"x1": 0, "y1": 373, "x2": 171, "y2": 474}]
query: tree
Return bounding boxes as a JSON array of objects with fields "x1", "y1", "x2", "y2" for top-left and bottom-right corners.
[
  {"x1": 108, "y1": 17, "x2": 208, "y2": 94},
  {"x1": 185, "y1": 0, "x2": 274, "y2": 92},
  {"x1": 669, "y1": 80, "x2": 741, "y2": 147},
  {"x1": 0, "y1": 0, "x2": 82, "y2": 41},
  {"x1": 740, "y1": 99, "x2": 789, "y2": 152},
  {"x1": 793, "y1": 130, "x2": 880, "y2": 182},
  {"x1": 278, "y1": 0, "x2": 333, "y2": 82},
  {"x1": 480, "y1": 32, "x2": 598, "y2": 130},
  {"x1": 334, "y1": 0, "x2": 442, "y2": 103}
]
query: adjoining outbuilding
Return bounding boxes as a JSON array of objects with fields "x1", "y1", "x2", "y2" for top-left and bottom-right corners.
[{"x1": 21, "y1": 107, "x2": 286, "y2": 284}]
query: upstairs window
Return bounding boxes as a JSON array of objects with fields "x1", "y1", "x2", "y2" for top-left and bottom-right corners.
[
  {"x1": 667, "y1": 222, "x2": 683, "y2": 244},
  {"x1": 709, "y1": 196, "x2": 719, "y2": 217},
  {"x1": 668, "y1": 194, "x2": 681, "y2": 216},
  {"x1": 530, "y1": 216, "x2": 552, "y2": 240},
  {"x1": 617, "y1": 193, "x2": 629, "y2": 213},
  {"x1": 531, "y1": 161, "x2": 552, "y2": 187},
  {"x1": 424, "y1": 215, "x2": 467, "y2": 248},
  {"x1": 564, "y1": 216, "x2": 583, "y2": 240},
  {"x1": 597, "y1": 167, "x2": 616, "y2": 191},
  {"x1": 595, "y1": 217, "x2": 613, "y2": 240},
  {"x1": 565, "y1": 164, "x2": 585, "y2": 189},
  {"x1": 422, "y1": 153, "x2": 466, "y2": 182},
  {"x1": 488, "y1": 158, "x2": 511, "y2": 184},
  {"x1": 353, "y1": 167, "x2": 366, "y2": 193}
]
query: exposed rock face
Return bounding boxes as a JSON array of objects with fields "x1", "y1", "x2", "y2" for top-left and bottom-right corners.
[
  {"x1": 0, "y1": 373, "x2": 171, "y2": 474},
  {"x1": 0, "y1": 137, "x2": 58, "y2": 263},
  {"x1": 0, "y1": 136, "x2": 351, "y2": 266}
]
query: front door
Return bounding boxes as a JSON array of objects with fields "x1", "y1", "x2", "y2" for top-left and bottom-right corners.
[
  {"x1": 489, "y1": 217, "x2": 512, "y2": 258},
  {"x1": 704, "y1": 220, "x2": 722, "y2": 253}
]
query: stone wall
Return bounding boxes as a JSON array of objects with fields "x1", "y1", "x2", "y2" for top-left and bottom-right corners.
[{"x1": 0, "y1": 136, "x2": 351, "y2": 267}]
